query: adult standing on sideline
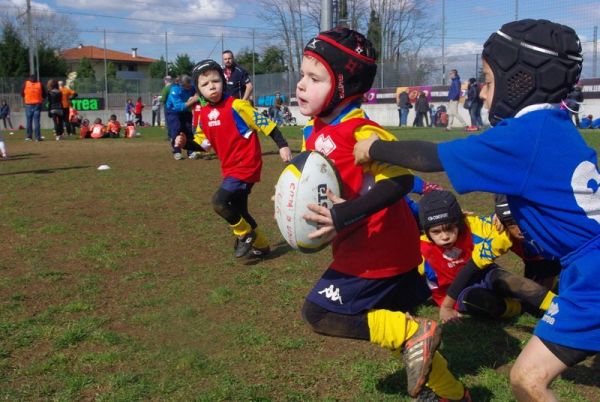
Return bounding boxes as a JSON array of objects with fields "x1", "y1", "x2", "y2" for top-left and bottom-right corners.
[
  {"x1": 151, "y1": 95, "x2": 161, "y2": 127},
  {"x1": 164, "y1": 75, "x2": 196, "y2": 160},
  {"x1": 466, "y1": 78, "x2": 482, "y2": 129},
  {"x1": 414, "y1": 91, "x2": 430, "y2": 127},
  {"x1": 446, "y1": 69, "x2": 467, "y2": 131},
  {"x1": 21, "y1": 74, "x2": 46, "y2": 141},
  {"x1": 59, "y1": 80, "x2": 77, "y2": 136},
  {"x1": 396, "y1": 89, "x2": 410, "y2": 127},
  {"x1": 222, "y1": 50, "x2": 253, "y2": 100},
  {"x1": 47, "y1": 79, "x2": 64, "y2": 140}
]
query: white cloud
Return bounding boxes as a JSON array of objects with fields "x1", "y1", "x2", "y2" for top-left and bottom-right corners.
[{"x1": 57, "y1": 0, "x2": 235, "y2": 21}]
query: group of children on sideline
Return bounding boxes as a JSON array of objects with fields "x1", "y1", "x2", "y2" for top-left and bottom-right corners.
[
  {"x1": 79, "y1": 115, "x2": 137, "y2": 139},
  {"x1": 171, "y1": 21, "x2": 599, "y2": 402}
]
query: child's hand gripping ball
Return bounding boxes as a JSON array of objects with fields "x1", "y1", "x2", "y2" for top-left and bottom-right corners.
[{"x1": 274, "y1": 151, "x2": 342, "y2": 253}]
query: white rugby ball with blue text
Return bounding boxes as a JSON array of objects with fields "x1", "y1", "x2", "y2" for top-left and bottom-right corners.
[{"x1": 275, "y1": 151, "x2": 342, "y2": 253}]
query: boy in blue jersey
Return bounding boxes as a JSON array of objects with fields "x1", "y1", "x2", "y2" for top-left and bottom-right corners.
[{"x1": 353, "y1": 19, "x2": 597, "y2": 401}]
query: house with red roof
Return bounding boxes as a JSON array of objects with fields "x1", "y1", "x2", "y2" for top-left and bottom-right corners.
[{"x1": 61, "y1": 45, "x2": 158, "y2": 80}]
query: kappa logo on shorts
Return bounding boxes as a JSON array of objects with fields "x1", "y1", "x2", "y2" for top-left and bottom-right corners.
[
  {"x1": 314, "y1": 133, "x2": 336, "y2": 156},
  {"x1": 318, "y1": 284, "x2": 343, "y2": 305},
  {"x1": 541, "y1": 301, "x2": 559, "y2": 325}
]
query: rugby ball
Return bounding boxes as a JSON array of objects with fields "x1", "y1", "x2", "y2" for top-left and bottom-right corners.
[{"x1": 275, "y1": 151, "x2": 342, "y2": 253}]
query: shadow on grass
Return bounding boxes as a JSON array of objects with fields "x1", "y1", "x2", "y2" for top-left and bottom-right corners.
[
  {"x1": 377, "y1": 370, "x2": 493, "y2": 401},
  {"x1": 244, "y1": 240, "x2": 293, "y2": 265},
  {"x1": 1, "y1": 152, "x2": 41, "y2": 161},
  {"x1": 561, "y1": 353, "x2": 600, "y2": 388},
  {"x1": 377, "y1": 318, "x2": 521, "y2": 399},
  {"x1": 0, "y1": 165, "x2": 90, "y2": 176}
]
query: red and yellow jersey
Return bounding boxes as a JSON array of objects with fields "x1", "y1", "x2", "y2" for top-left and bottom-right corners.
[
  {"x1": 193, "y1": 95, "x2": 277, "y2": 183},
  {"x1": 303, "y1": 104, "x2": 421, "y2": 279},
  {"x1": 419, "y1": 214, "x2": 513, "y2": 305}
]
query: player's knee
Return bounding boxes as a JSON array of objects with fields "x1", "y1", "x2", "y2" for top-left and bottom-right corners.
[
  {"x1": 510, "y1": 362, "x2": 549, "y2": 395},
  {"x1": 301, "y1": 300, "x2": 322, "y2": 331},
  {"x1": 211, "y1": 192, "x2": 228, "y2": 216}
]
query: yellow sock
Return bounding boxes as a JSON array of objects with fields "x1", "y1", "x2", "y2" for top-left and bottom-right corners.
[
  {"x1": 253, "y1": 227, "x2": 269, "y2": 249},
  {"x1": 501, "y1": 298, "x2": 522, "y2": 318},
  {"x1": 426, "y1": 352, "x2": 465, "y2": 400},
  {"x1": 539, "y1": 291, "x2": 556, "y2": 311},
  {"x1": 230, "y1": 217, "x2": 252, "y2": 237},
  {"x1": 367, "y1": 309, "x2": 418, "y2": 350}
]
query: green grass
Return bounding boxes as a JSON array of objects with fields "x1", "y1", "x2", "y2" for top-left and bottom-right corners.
[{"x1": 0, "y1": 125, "x2": 598, "y2": 401}]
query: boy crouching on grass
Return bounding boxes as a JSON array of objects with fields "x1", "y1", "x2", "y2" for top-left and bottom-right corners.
[
  {"x1": 417, "y1": 190, "x2": 555, "y2": 323},
  {"x1": 175, "y1": 59, "x2": 292, "y2": 259},
  {"x1": 298, "y1": 28, "x2": 469, "y2": 401}
]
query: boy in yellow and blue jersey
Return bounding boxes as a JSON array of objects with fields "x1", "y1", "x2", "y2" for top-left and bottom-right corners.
[
  {"x1": 417, "y1": 190, "x2": 555, "y2": 323},
  {"x1": 298, "y1": 28, "x2": 469, "y2": 401},
  {"x1": 176, "y1": 60, "x2": 291, "y2": 258}
]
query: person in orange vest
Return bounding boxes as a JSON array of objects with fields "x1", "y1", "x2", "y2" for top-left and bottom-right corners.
[
  {"x1": 21, "y1": 75, "x2": 47, "y2": 141},
  {"x1": 59, "y1": 80, "x2": 77, "y2": 136}
]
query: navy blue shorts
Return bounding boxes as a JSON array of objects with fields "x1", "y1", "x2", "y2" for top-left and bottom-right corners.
[
  {"x1": 220, "y1": 176, "x2": 253, "y2": 193},
  {"x1": 306, "y1": 268, "x2": 430, "y2": 315}
]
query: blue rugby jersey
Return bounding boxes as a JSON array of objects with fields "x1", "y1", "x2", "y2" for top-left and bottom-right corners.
[{"x1": 438, "y1": 106, "x2": 600, "y2": 259}]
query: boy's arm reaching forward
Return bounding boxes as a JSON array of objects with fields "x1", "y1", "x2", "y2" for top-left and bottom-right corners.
[
  {"x1": 232, "y1": 99, "x2": 291, "y2": 162},
  {"x1": 305, "y1": 125, "x2": 415, "y2": 239}
]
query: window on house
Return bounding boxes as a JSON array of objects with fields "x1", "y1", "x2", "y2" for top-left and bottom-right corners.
[{"x1": 127, "y1": 64, "x2": 138, "y2": 71}]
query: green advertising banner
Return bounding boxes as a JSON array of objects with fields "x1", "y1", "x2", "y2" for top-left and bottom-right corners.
[{"x1": 70, "y1": 98, "x2": 105, "y2": 111}]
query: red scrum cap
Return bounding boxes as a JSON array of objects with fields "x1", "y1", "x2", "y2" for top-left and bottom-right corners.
[{"x1": 303, "y1": 27, "x2": 377, "y2": 117}]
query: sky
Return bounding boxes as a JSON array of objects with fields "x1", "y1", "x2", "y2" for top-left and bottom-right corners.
[{"x1": 3, "y1": 0, "x2": 600, "y2": 76}]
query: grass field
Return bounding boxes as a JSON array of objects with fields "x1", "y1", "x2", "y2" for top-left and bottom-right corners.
[{"x1": 1, "y1": 125, "x2": 599, "y2": 401}]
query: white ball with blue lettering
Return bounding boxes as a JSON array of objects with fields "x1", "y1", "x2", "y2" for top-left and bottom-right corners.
[{"x1": 275, "y1": 151, "x2": 342, "y2": 253}]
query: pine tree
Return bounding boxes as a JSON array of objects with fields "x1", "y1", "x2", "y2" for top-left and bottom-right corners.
[
  {"x1": 149, "y1": 56, "x2": 168, "y2": 78},
  {"x1": 0, "y1": 21, "x2": 29, "y2": 77},
  {"x1": 77, "y1": 57, "x2": 96, "y2": 79}
]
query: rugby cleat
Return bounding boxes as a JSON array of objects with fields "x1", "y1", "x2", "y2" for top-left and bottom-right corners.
[
  {"x1": 403, "y1": 318, "x2": 442, "y2": 397},
  {"x1": 234, "y1": 231, "x2": 257, "y2": 258},
  {"x1": 414, "y1": 387, "x2": 471, "y2": 402},
  {"x1": 247, "y1": 246, "x2": 271, "y2": 259}
]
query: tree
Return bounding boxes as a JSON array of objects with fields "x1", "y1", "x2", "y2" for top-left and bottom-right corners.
[
  {"x1": 37, "y1": 45, "x2": 67, "y2": 77},
  {"x1": 170, "y1": 54, "x2": 194, "y2": 77},
  {"x1": 366, "y1": 9, "x2": 381, "y2": 57},
  {"x1": 0, "y1": 20, "x2": 28, "y2": 77},
  {"x1": 149, "y1": 56, "x2": 168, "y2": 78},
  {"x1": 2, "y1": 6, "x2": 79, "y2": 51},
  {"x1": 257, "y1": 0, "x2": 305, "y2": 72},
  {"x1": 260, "y1": 46, "x2": 286, "y2": 73},
  {"x1": 236, "y1": 49, "x2": 263, "y2": 75},
  {"x1": 106, "y1": 62, "x2": 117, "y2": 79},
  {"x1": 77, "y1": 57, "x2": 95, "y2": 79}
]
